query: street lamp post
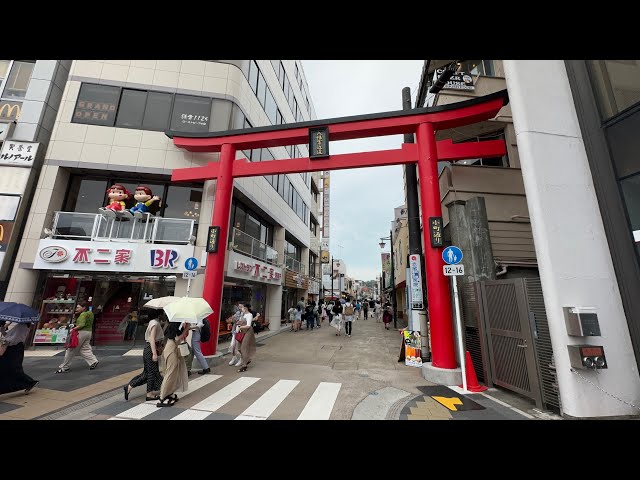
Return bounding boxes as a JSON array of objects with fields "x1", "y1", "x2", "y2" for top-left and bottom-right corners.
[{"x1": 379, "y1": 230, "x2": 397, "y2": 328}]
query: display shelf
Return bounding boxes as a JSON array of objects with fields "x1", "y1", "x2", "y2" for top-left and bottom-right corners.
[{"x1": 42, "y1": 300, "x2": 76, "y2": 304}]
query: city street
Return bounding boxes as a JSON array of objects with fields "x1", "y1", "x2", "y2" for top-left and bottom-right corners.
[{"x1": 0, "y1": 315, "x2": 548, "y2": 420}]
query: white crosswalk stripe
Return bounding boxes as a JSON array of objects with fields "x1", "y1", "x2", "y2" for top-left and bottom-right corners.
[
  {"x1": 108, "y1": 376, "x2": 341, "y2": 420},
  {"x1": 297, "y1": 382, "x2": 342, "y2": 420},
  {"x1": 190, "y1": 376, "x2": 260, "y2": 412},
  {"x1": 235, "y1": 379, "x2": 300, "y2": 420},
  {"x1": 116, "y1": 374, "x2": 221, "y2": 419}
]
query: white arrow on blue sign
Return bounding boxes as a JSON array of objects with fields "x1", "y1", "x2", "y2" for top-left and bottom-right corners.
[
  {"x1": 184, "y1": 257, "x2": 198, "y2": 271},
  {"x1": 442, "y1": 246, "x2": 463, "y2": 265}
]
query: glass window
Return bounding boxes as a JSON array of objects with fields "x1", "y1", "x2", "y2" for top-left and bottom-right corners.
[
  {"x1": 589, "y1": 60, "x2": 640, "y2": 120},
  {"x1": 0, "y1": 60, "x2": 10, "y2": 86},
  {"x1": 284, "y1": 75, "x2": 291, "y2": 102},
  {"x1": 73, "y1": 83, "x2": 120, "y2": 127},
  {"x1": 64, "y1": 177, "x2": 108, "y2": 213},
  {"x1": 1, "y1": 61, "x2": 34, "y2": 99},
  {"x1": 245, "y1": 212, "x2": 261, "y2": 240},
  {"x1": 284, "y1": 177, "x2": 291, "y2": 203},
  {"x1": 163, "y1": 186, "x2": 202, "y2": 223},
  {"x1": 233, "y1": 203, "x2": 246, "y2": 231},
  {"x1": 231, "y1": 104, "x2": 245, "y2": 130},
  {"x1": 265, "y1": 88, "x2": 278, "y2": 124},
  {"x1": 277, "y1": 174, "x2": 285, "y2": 197},
  {"x1": 116, "y1": 89, "x2": 147, "y2": 128},
  {"x1": 209, "y1": 98, "x2": 233, "y2": 132},
  {"x1": 142, "y1": 91, "x2": 172, "y2": 131},
  {"x1": 252, "y1": 148, "x2": 262, "y2": 162},
  {"x1": 270, "y1": 60, "x2": 280, "y2": 75},
  {"x1": 170, "y1": 94, "x2": 211, "y2": 132},
  {"x1": 262, "y1": 149, "x2": 274, "y2": 161},
  {"x1": 257, "y1": 71, "x2": 267, "y2": 107},
  {"x1": 260, "y1": 224, "x2": 267, "y2": 245},
  {"x1": 248, "y1": 61, "x2": 259, "y2": 93},
  {"x1": 620, "y1": 173, "x2": 640, "y2": 259}
]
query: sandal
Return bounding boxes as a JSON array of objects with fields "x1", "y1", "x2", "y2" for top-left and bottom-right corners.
[
  {"x1": 123, "y1": 385, "x2": 130, "y2": 401},
  {"x1": 238, "y1": 366, "x2": 248, "y2": 373},
  {"x1": 145, "y1": 394, "x2": 160, "y2": 401},
  {"x1": 156, "y1": 397, "x2": 177, "y2": 407}
]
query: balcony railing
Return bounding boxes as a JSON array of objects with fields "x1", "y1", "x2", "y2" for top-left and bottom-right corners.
[
  {"x1": 49, "y1": 212, "x2": 194, "y2": 245},
  {"x1": 229, "y1": 227, "x2": 278, "y2": 265},
  {"x1": 285, "y1": 255, "x2": 305, "y2": 275}
]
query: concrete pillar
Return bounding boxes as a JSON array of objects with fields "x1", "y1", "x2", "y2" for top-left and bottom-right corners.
[
  {"x1": 446, "y1": 200, "x2": 472, "y2": 283},
  {"x1": 266, "y1": 283, "x2": 283, "y2": 328},
  {"x1": 504, "y1": 60, "x2": 640, "y2": 417}
]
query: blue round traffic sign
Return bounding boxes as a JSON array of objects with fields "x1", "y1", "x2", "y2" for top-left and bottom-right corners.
[
  {"x1": 442, "y1": 246, "x2": 463, "y2": 265},
  {"x1": 184, "y1": 257, "x2": 198, "y2": 271}
]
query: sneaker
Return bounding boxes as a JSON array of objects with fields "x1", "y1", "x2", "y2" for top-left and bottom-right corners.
[
  {"x1": 228, "y1": 356, "x2": 238, "y2": 366},
  {"x1": 234, "y1": 358, "x2": 243, "y2": 367},
  {"x1": 198, "y1": 368, "x2": 211, "y2": 375},
  {"x1": 89, "y1": 361, "x2": 99, "y2": 370}
]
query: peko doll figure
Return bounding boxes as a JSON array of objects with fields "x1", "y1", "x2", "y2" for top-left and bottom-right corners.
[
  {"x1": 99, "y1": 184, "x2": 129, "y2": 217},
  {"x1": 123, "y1": 186, "x2": 161, "y2": 219}
]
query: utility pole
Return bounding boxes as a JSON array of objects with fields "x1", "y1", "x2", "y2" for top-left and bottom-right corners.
[{"x1": 403, "y1": 86, "x2": 431, "y2": 361}]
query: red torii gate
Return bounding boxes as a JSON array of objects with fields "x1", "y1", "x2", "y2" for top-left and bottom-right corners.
[{"x1": 168, "y1": 89, "x2": 509, "y2": 371}]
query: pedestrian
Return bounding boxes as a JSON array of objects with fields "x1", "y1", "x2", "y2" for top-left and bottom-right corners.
[
  {"x1": 189, "y1": 317, "x2": 210, "y2": 375},
  {"x1": 343, "y1": 298, "x2": 355, "y2": 337},
  {"x1": 314, "y1": 301, "x2": 321, "y2": 328},
  {"x1": 0, "y1": 321, "x2": 39, "y2": 395},
  {"x1": 305, "y1": 301, "x2": 315, "y2": 330},
  {"x1": 123, "y1": 313, "x2": 165, "y2": 401},
  {"x1": 226, "y1": 302, "x2": 243, "y2": 365},
  {"x1": 287, "y1": 306, "x2": 297, "y2": 331},
  {"x1": 355, "y1": 300, "x2": 362, "y2": 320},
  {"x1": 363, "y1": 300, "x2": 369, "y2": 320},
  {"x1": 56, "y1": 301, "x2": 99, "y2": 373},
  {"x1": 235, "y1": 303, "x2": 257, "y2": 373},
  {"x1": 293, "y1": 303, "x2": 303, "y2": 332},
  {"x1": 330, "y1": 300, "x2": 343, "y2": 336},
  {"x1": 383, "y1": 303, "x2": 393, "y2": 330},
  {"x1": 375, "y1": 300, "x2": 382, "y2": 323},
  {"x1": 156, "y1": 321, "x2": 189, "y2": 407}
]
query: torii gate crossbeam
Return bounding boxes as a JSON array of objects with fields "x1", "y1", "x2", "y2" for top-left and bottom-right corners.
[{"x1": 167, "y1": 89, "x2": 509, "y2": 372}]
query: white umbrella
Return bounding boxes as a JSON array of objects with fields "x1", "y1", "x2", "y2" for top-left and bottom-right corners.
[
  {"x1": 163, "y1": 297, "x2": 213, "y2": 324},
  {"x1": 143, "y1": 296, "x2": 179, "y2": 310}
]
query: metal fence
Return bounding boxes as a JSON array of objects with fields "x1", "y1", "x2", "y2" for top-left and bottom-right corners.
[{"x1": 230, "y1": 227, "x2": 278, "y2": 265}]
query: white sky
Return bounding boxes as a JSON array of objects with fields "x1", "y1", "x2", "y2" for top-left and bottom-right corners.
[{"x1": 302, "y1": 60, "x2": 424, "y2": 281}]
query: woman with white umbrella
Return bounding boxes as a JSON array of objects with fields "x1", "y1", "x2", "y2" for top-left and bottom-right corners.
[{"x1": 0, "y1": 302, "x2": 40, "y2": 395}]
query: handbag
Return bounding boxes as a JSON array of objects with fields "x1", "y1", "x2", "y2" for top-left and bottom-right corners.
[
  {"x1": 235, "y1": 331, "x2": 246, "y2": 343},
  {"x1": 66, "y1": 329, "x2": 79, "y2": 349},
  {"x1": 178, "y1": 342, "x2": 190, "y2": 357}
]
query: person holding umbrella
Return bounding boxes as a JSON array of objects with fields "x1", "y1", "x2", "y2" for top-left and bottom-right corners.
[{"x1": 0, "y1": 302, "x2": 40, "y2": 395}]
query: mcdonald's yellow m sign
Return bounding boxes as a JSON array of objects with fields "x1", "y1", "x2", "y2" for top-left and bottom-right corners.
[{"x1": 0, "y1": 101, "x2": 22, "y2": 121}]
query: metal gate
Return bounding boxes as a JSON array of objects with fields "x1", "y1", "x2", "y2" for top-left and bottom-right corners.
[{"x1": 478, "y1": 278, "x2": 544, "y2": 408}]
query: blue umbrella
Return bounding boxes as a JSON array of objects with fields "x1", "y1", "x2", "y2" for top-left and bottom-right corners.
[{"x1": 0, "y1": 302, "x2": 40, "y2": 324}]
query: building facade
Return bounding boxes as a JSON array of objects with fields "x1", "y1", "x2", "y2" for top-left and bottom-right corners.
[
  {"x1": 4, "y1": 60, "x2": 320, "y2": 348},
  {"x1": 415, "y1": 60, "x2": 536, "y2": 277},
  {"x1": 1, "y1": 60, "x2": 70, "y2": 299},
  {"x1": 504, "y1": 60, "x2": 640, "y2": 418}
]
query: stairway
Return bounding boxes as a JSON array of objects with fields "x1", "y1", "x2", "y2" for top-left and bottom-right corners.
[{"x1": 93, "y1": 296, "x2": 132, "y2": 345}]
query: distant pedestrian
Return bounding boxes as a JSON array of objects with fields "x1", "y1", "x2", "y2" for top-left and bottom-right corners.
[
  {"x1": 363, "y1": 301, "x2": 369, "y2": 320},
  {"x1": 343, "y1": 298, "x2": 355, "y2": 337},
  {"x1": 330, "y1": 301, "x2": 344, "y2": 336},
  {"x1": 383, "y1": 303, "x2": 393, "y2": 330},
  {"x1": 56, "y1": 301, "x2": 99, "y2": 373},
  {"x1": 236, "y1": 303, "x2": 257, "y2": 373}
]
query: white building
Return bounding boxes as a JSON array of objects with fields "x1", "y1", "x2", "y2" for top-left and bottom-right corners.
[{"x1": 4, "y1": 60, "x2": 321, "y2": 347}]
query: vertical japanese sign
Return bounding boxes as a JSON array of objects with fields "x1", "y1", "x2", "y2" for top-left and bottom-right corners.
[
  {"x1": 322, "y1": 170, "x2": 330, "y2": 239},
  {"x1": 409, "y1": 254, "x2": 424, "y2": 310},
  {"x1": 309, "y1": 126, "x2": 330, "y2": 159},
  {"x1": 206, "y1": 226, "x2": 220, "y2": 253},
  {"x1": 0, "y1": 141, "x2": 39, "y2": 167},
  {"x1": 381, "y1": 252, "x2": 391, "y2": 287},
  {"x1": 429, "y1": 217, "x2": 443, "y2": 247}
]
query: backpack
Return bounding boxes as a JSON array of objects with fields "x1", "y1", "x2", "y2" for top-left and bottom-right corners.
[
  {"x1": 345, "y1": 303, "x2": 355, "y2": 316},
  {"x1": 355, "y1": 302, "x2": 361, "y2": 311},
  {"x1": 200, "y1": 318, "x2": 211, "y2": 342}
]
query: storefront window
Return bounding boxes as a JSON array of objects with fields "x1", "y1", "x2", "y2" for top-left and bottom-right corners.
[
  {"x1": 65, "y1": 177, "x2": 109, "y2": 213},
  {"x1": 620, "y1": 173, "x2": 640, "y2": 258},
  {"x1": 588, "y1": 60, "x2": 640, "y2": 121},
  {"x1": 1, "y1": 61, "x2": 35, "y2": 99}
]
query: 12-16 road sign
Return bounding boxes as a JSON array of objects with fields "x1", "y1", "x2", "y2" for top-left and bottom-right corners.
[{"x1": 443, "y1": 265, "x2": 465, "y2": 276}]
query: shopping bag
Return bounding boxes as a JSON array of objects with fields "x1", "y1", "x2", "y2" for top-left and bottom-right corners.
[{"x1": 178, "y1": 342, "x2": 190, "y2": 357}]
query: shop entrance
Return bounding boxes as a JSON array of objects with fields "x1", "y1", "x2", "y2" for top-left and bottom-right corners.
[
  {"x1": 33, "y1": 273, "x2": 175, "y2": 347},
  {"x1": 168, "y1": 90, "x2": 509, "y2": 366}
]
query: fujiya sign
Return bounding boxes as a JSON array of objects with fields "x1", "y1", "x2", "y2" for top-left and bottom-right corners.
[
  {"x1": 226, "y1": 250, "x2": 282, "y2": 285},
  {"x1": 33, "y1": 239, "x2": 195, "y2": 273}
]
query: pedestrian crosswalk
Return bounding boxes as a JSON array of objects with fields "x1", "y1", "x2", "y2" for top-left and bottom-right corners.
[{"x1": 107, "y1": 374, "x2": 342, "y2": 420}]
